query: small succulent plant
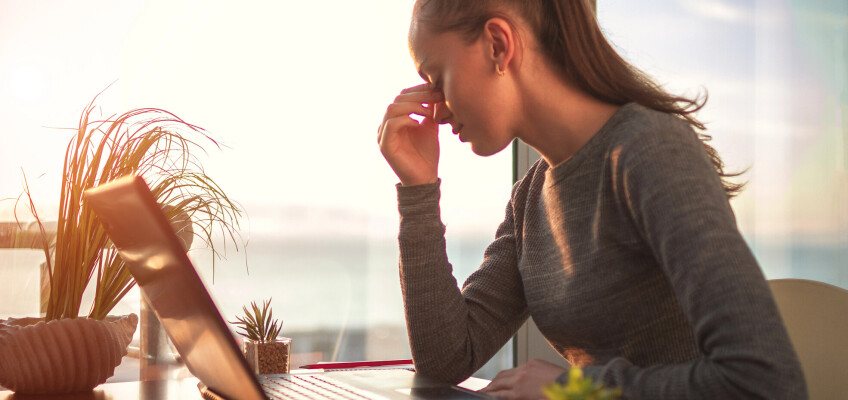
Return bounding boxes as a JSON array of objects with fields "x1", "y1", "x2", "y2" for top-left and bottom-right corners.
[
  {"x1": 230, "y1": 298, "x2": 282, "y2": 342},
  {"x1": 542, "y1": 368, "x2": 621, "y2": 400}
]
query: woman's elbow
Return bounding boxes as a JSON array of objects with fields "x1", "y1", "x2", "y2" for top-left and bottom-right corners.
[
  {"x1": 411, "y1": 353, "x2": 476, "y2": 385},
  {"x1": 716, "y1": 357, "x2": 808, "y2": 400}
]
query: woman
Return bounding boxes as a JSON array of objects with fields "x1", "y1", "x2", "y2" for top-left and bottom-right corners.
[{"x1": 376, "y1": 1, "x2": 807, "y2": 399}]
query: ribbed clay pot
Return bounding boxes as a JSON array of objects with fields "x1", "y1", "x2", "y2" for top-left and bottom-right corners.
[{"x1": 0, "y1": 313, "x2": 138, "y2": 394}]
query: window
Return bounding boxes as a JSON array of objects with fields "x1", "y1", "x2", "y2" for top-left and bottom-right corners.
[
  {"x1": 0, "y1": 1, "x2": 512, "y2": 379},
  {"x1": 597, "y1": 0, "x2": 848, "y2": 287}
]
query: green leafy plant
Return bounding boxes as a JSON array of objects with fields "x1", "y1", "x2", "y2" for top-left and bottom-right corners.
[
  {"x1": 542, "y1": 368, "x2": 622, "y2": 400},
  {"x1": 230, "y1": 298, "x2": 282, "y2": 342},
  {"x1": 17, "y1": 93, "x2": 243, "y2": 321}
]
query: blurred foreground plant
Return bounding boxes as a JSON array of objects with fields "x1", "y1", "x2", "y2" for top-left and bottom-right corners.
[{"x1": 542, "y1": 368, "x2": 621, "y2": 400}]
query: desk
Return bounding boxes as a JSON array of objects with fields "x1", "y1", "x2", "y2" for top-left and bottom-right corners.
[
  {"x1": 0, "y1": 373, "x2": 491, "y2": 400},
  {"x1": 0, "y1": 377, "x2": 205, "y2": 400},
  {"x1": 0, "y1": 354, "x2": 202, "y2": 399}
]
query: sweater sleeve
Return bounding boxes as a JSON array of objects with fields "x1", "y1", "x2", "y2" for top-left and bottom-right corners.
[
  {"x1": 577, "y1": 121, "x2": 807, "y2": 399},
  {"x1": 397, "y1": 180, "x2": 529, "y2": 384}
]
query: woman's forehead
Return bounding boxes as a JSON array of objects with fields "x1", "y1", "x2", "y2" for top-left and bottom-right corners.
[
  {"x1": 407, "y1": 18, "x2": 428, "y2": 50},
  {"x1": 408, "y1": 22, "x2": 438, "y2": 64}
]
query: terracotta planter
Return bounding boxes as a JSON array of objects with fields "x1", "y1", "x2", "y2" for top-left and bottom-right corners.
[
  {"x1": 242, "y1": 337, "x2": 291, "y2": 375},
  {"x1": 0, "y1": 313, "x2": 138, "y2": 394}
]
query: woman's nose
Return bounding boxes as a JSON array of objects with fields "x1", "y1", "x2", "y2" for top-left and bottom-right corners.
[{"x1": 433, "y1": 101, "x2": 452, "y2": 124}]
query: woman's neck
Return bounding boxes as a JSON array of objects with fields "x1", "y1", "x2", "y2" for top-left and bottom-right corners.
[{"x1": 512, "y1": 59, "x2": 620, "y2": 167}]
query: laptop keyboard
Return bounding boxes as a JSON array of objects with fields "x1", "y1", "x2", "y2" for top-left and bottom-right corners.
[{"x1": 261, "y1": 375, "x2": 390, "y2": 400}]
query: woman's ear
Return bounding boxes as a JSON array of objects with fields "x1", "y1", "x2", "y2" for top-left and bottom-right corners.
[{"x1": 483, "y1": 18, "x2": 516, "y2": 74}]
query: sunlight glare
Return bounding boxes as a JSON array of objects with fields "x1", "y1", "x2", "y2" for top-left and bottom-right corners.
[{"x1": 6, "y1": 64, "x2": 46, "y2": 103}]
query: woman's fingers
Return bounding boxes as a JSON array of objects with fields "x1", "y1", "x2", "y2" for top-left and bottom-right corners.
[
  {"x1": 376, "y1": 84, "x2": 443, "y2": 186},
  {"x1": 385, "y1": 101, "x2": 433, "y2": 120},
  {"x1": 396, "y1": 85, "x2": 444, "y2": 105},
  {"x1": 400, "y1": 82, "x2": 435, "y2": 94},
  {"x1": 378, "y1": 84, "x2": 441, "y2": 143},
  {"x1": 482, "y1": 368, "x2": 517, "y2": 392},
  {"x1": 480, "y1": 360, "x2": 566, "y2": 400},
  {"x1": 378, "y1": 115, "x2": 421, "y2": 144}
]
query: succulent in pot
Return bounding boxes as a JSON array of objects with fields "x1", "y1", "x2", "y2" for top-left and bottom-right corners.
[{"x1": 230, "y1": 298, "x2": 290, "y2": 375}]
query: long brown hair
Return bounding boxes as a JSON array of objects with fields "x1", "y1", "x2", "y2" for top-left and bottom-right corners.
[{"x1": 412, "y1": 0, "x2": 744, "y2": 198}]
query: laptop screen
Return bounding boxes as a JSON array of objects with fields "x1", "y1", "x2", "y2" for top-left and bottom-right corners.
[{"x1": 85, "y1": 175, "x2": 266, "y2": 400}]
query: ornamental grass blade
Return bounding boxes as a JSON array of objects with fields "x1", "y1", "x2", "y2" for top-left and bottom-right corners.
[{"x1": 18, "y1": 92, "x2": 244, "y2": 321}]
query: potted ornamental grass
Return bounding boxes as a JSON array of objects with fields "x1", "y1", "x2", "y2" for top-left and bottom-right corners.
[
  {"x1": 0, "y1": 93, "x2": 243, "y2": 394},
  {"x1": 231, "y1": 298, "x2": 291, "y2": 375}
]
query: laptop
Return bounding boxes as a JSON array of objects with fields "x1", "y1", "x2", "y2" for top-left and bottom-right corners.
[{"x1": 84, "y1": 175, "x2": 495, "y2": 400}]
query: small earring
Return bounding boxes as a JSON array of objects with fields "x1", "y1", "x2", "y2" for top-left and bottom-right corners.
[{"x1": 496, "y1": 64, "x2": 505, "y2": 76}]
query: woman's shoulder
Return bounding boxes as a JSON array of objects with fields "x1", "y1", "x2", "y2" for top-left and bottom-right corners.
[
  {"x1": 516, "y1": 157, "x2": 547, "y2": 184},
  {"x1": 605, "y1": 103, "x2": 704, "y2": 160},
  {"x1": 509, "y1": 158, "x2": 548, "y2": 201},
  {"x1": 610, "y1": 103, "x2": 696, "y2": 142}
]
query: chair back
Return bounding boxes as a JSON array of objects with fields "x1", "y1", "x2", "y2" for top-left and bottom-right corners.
[{"x1": 769, "y1": 278, "x2": 848, "y2": 400}]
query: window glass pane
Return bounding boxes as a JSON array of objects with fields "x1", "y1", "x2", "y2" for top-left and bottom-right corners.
[
  {"x1": 597, "y1": 0, "x2": 848, "y2": 288},
  {"x1": 0, "y1": 0, "x2": 512, "y2": 379}
]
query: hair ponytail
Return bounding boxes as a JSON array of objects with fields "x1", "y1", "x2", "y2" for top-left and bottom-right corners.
[{"x1": 413, "y1": 0, "x2": 744, "y2": 198}]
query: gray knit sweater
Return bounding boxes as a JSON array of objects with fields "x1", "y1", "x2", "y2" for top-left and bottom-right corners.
[{"x1": 396, "y1": 103, "x2": 807, "y2": 399}]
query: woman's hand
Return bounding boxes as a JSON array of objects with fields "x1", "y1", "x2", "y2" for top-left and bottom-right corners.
[
  {"x1": 377, "y1": 83, "x2": 444, "y2": 186},
  {"x1": 481, "y1": 359, "x2": 567, "y2": 400}
]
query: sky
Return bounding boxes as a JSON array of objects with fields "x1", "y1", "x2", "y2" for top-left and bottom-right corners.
[
  {"x1": 3, "y1": 0, "x2": 845, "y2": 241},
  {"x1": 0, "y1": 0, "x2": 513, "y2": 331},
  {"x1": 599, "y1": 0, "x2": 848, "y2": 242},
  {"x1": 0, "y1": 0, "x2": 512, "y2": 240}
]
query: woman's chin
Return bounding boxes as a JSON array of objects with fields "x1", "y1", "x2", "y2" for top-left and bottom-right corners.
[{"x1": 469, "y1": 141, "x2": 510, "y2": 157}]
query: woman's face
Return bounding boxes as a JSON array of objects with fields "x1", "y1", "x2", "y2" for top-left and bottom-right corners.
[{"x1": 408, "y1": 23, "x2": 515, "y2": 157}]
